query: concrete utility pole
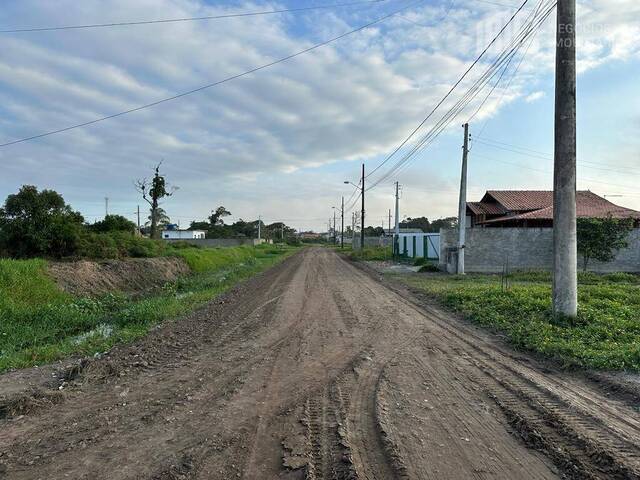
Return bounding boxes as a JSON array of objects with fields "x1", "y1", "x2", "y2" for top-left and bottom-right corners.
[
  {"x1": 360, "y1": 164, "x2": 365, "y2": 251},
  {"x1": 137, "y1": 205, "x2": 141, "y2": 234},
  {"x1": 105, "y1": 197, "x2": 109, "y2": 218},
  {"x1": 457, "y1": 123, "x2": 469, "y2": 275},
  {"x1": 394, "y1": 181, "x2": 400, "y2": 257},
  {"x1": 553, "y1": 0, "x2": 578, "y2": 317},
  {"x1": 258, "y1": 215, "x2": 261, "y2": 241},
  {"x1": 341, "y1": 196, "x2": 345, "y2": 249},
  {"x1": 333, "y1": 207, "x2": 337, "y2": 245}
]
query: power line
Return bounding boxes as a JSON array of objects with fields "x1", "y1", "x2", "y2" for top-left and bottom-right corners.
[
  {"x1": 0, "y1": 0, "x2": 422, "y2": 148},
  {"x1": 0, "y1": 0, "x2": 389, "y2": 33},
  {"x1": 364, "y1": 0, "x2": 534, "y2": 181},
  {"x1": 366, "y1": 0, "x2": 555, "y2": 189},
  {"x1": 472, "y1": 153, "x2": 640, "y2": 191},
  {"x1": 474, "y1": 137, "x2": 640, "y2": 175}
]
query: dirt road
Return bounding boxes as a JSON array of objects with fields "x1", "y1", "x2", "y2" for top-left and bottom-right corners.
[{"x1": 1, "y1": 248, "x2": 639, "y2": 479}]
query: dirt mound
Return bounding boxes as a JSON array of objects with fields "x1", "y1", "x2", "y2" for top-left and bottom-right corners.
[{"x1": 48, "y1": 257, "x2": 190, "y2": 297}]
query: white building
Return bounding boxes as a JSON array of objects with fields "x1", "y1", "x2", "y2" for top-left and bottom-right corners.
[{"x1": 162, "y1": 229, "x2": 206, "y2": 240}]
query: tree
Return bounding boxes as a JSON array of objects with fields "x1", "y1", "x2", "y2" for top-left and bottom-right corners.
[
  {"x1": 209, "y1": 206, "x2": 231, "y2": 226},
  {"x1": 90, "y1": 214, "x2": 136, "y2": 234},
  {"x1": 400, "y1": 216, "x2": 430, "y2": 232},
  {"x1": 429, "y1": 217, "x2": 458, "y2": 233},
  {"x1": 265, "y1": 222, "x2": 295, "y2": 242},
  {"x1": 188, "y1": 221, "x2": 210, "y2": 231},
  {"x1": 135, "y1": 163, "x2": 177, "y2": 239},
  {"x1": 577, "y1": 217, "x2": 634, "y2": 271},
  {"x1": 364, "y1": 226, "x2": 385, "y2": 237},
  {"x1": 0, "y1": 185, "x2": 84, "y2": 258},
  {"x1": 145, "y1": 208, "x2": 171, "y2": 230}
]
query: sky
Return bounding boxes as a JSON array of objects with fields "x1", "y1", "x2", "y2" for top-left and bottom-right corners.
[{"x1": 0, "y1": 0, "x2": 639, "y2": 232}]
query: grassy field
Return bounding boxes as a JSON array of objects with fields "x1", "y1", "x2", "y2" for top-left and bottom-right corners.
[
  {"x1": 0, "y1": 245, "x2": 298, "y2": 372},
  {"x1": 399, "y1": 271, "x2": 640, "y2": 371}
]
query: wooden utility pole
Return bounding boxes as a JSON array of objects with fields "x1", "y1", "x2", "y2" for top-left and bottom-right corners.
[
  {"x1": 341, "y1": 196, "x2": 344, "y2": 249},
  {"x1": 360, "y1": 164, "x2": 365, "y2": 251},
  {"x1": 457, "y1": 123, "x2": 469, "y2": 274},
  {"x1": 333, "y1": 208, "x2": 337, "y2": 245},
  {"x1": 553, "y1": 0, "x2": 578, "y2": 317},
  {"x1": 136, "y1": 205, "x2": 141, "y2": 235}
]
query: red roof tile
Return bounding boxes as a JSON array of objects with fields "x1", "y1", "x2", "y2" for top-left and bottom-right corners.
[
  {"x1": 478, "y1": 191, "x2": 640, "y2": 224},
  {"x1": 484, "y1": 190, "x2": 553, "y2": 211},
  {"x1": 467, "y1": 201, "x2": 506, "y2": 215}
]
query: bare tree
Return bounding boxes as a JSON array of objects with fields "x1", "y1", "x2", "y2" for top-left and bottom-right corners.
[{"x1": 135, "y1": 163, "x2": 177, "y2": 239}]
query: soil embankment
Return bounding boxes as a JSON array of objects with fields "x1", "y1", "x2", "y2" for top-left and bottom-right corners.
[{"x1": 47, "y1": 257, "x2": 190, "y2": 296}]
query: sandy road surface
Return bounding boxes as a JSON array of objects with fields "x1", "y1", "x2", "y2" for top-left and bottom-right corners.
[{"x1": 1, "y1": 248, "x2": 639, "y2": 479}]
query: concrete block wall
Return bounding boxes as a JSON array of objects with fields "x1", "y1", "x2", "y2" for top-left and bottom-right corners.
[
  {"x1": 165, "y1": 238, "x2": 267, "y2": 248},
  {"x1": 439, "y1": 228, "x2": 640, "y2": 273}
]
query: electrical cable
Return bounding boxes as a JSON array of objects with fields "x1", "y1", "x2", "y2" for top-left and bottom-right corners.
[
  {"x1": 1, "y1": 0, "x2": 422, "y2": 148},
  {"x1": 0, "y1": 0, "x2": 390, "y2": 33}
]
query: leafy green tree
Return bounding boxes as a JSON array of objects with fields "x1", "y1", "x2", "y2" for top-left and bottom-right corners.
[
  {"x1": 136, "y1": 163, "x2": 177, "y2": 239},
  {"x1": 400, "y1": 216, "x2": 430, "y2": 232},
  {"x1": 428, "y1": 217, "x2": 458, "y2": 232},
  {"x1": 577, "y1": 217, "x2": 634, "y2": 271},
  {"x1": 209, "y1": 206, "x2": 231, "y2": 226},
  {"x1": 364, "y1": 226, "x2": 385, "y2": 236},
  {"x1": 145, "y1": 208, "x2": 171, "y2": 232},
  {"x1": 188, "y1": 221, "x2": 210, "y2": 231},
  {"x1": 266, "y1": 222, "x2": 295, "y2": 242},
  {"x1": 0, "y1": 185, "x2": 84, "y2": 258},
  {"x1": 90, "y1": 214, "x2": 136, "y2": 234}
]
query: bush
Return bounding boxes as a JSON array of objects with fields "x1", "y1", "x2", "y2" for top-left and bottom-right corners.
[
  {"x1": 0, "y1": 186, "x2": 84, "y2": 258},
  {"x1": 77, "y1": 232, "x2": 169, "y2": 259},
  {"x1": 419, "y1": 263, "x2": 440, "y2": 273},
  {"x1": 348, "y1": 246, "x2": 392, "y2": 261},
  {"x1": 89, "y1": 214, "x2": 136, "y2": 234},
  {"x1": 286, "y1": 237, "x2": 301, "y2": 246},
  {"x1": 413, "y1": 257, "x2": 428, "y2": 266}
]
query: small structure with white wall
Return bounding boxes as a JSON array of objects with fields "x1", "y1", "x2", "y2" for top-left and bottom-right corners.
[
  {"x1": 395, "y1": 233, "x2": 440, "y2": 260},
  {"x1": 162, "y1": 229, "x2": 206, "y2": 240}
]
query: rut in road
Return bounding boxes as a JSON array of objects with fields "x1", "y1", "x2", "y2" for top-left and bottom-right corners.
[{"x1": 0, "y1": 248, "x2": 638, "y2": 480}]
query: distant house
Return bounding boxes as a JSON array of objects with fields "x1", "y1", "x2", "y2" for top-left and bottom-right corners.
[
  {"x1": 162, "y1": 229, "x2": 206, "y2": 240},
  {"x1": 299, "y1": 232, "x2": 323, "y2": 241},
  {"x1": 467, "y1": 190, "x2": 640, "y2": 228}
]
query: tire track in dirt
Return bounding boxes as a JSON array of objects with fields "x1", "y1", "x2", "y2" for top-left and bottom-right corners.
[
  {"x1": 353, "y1": 263, "x2": 640, "y2": 479},
  {"x1": 1, "y1": 249, "x2": 638, "y2": 479}
]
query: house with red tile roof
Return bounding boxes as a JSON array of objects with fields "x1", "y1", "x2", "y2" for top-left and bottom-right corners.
[{"x1": 467, "y1": 190, "x2": 640, "y2": 228}]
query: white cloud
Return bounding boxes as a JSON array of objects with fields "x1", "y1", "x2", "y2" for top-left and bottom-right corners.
[
  {"x1": 525, "y1": 90, "x2": 545, "y2": 103},
  {"x1": 0, "y1": 0, "x2": 638, "y2": 229}
]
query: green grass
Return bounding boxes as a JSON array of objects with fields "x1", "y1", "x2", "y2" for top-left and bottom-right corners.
[
  {"x1": 0, "y1": 245, "x2": 298, "y2": 372},
  {"x1": 399, "y1": 271, "x2": 640, "y2": 371},
  {"x1": 347, "y1": 246, "x2": 392, "y2": 261}
]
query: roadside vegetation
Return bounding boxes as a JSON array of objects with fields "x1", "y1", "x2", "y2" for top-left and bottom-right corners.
[
  {"x1": 400, "y1": 271, "x2": 640, "y2": 371},
  {"x1": 347, "y1": 246, "x2": 392, "y2": 261},
  {"x1": 0, "y1": 245, "x2": 297, "y2": 372}
]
